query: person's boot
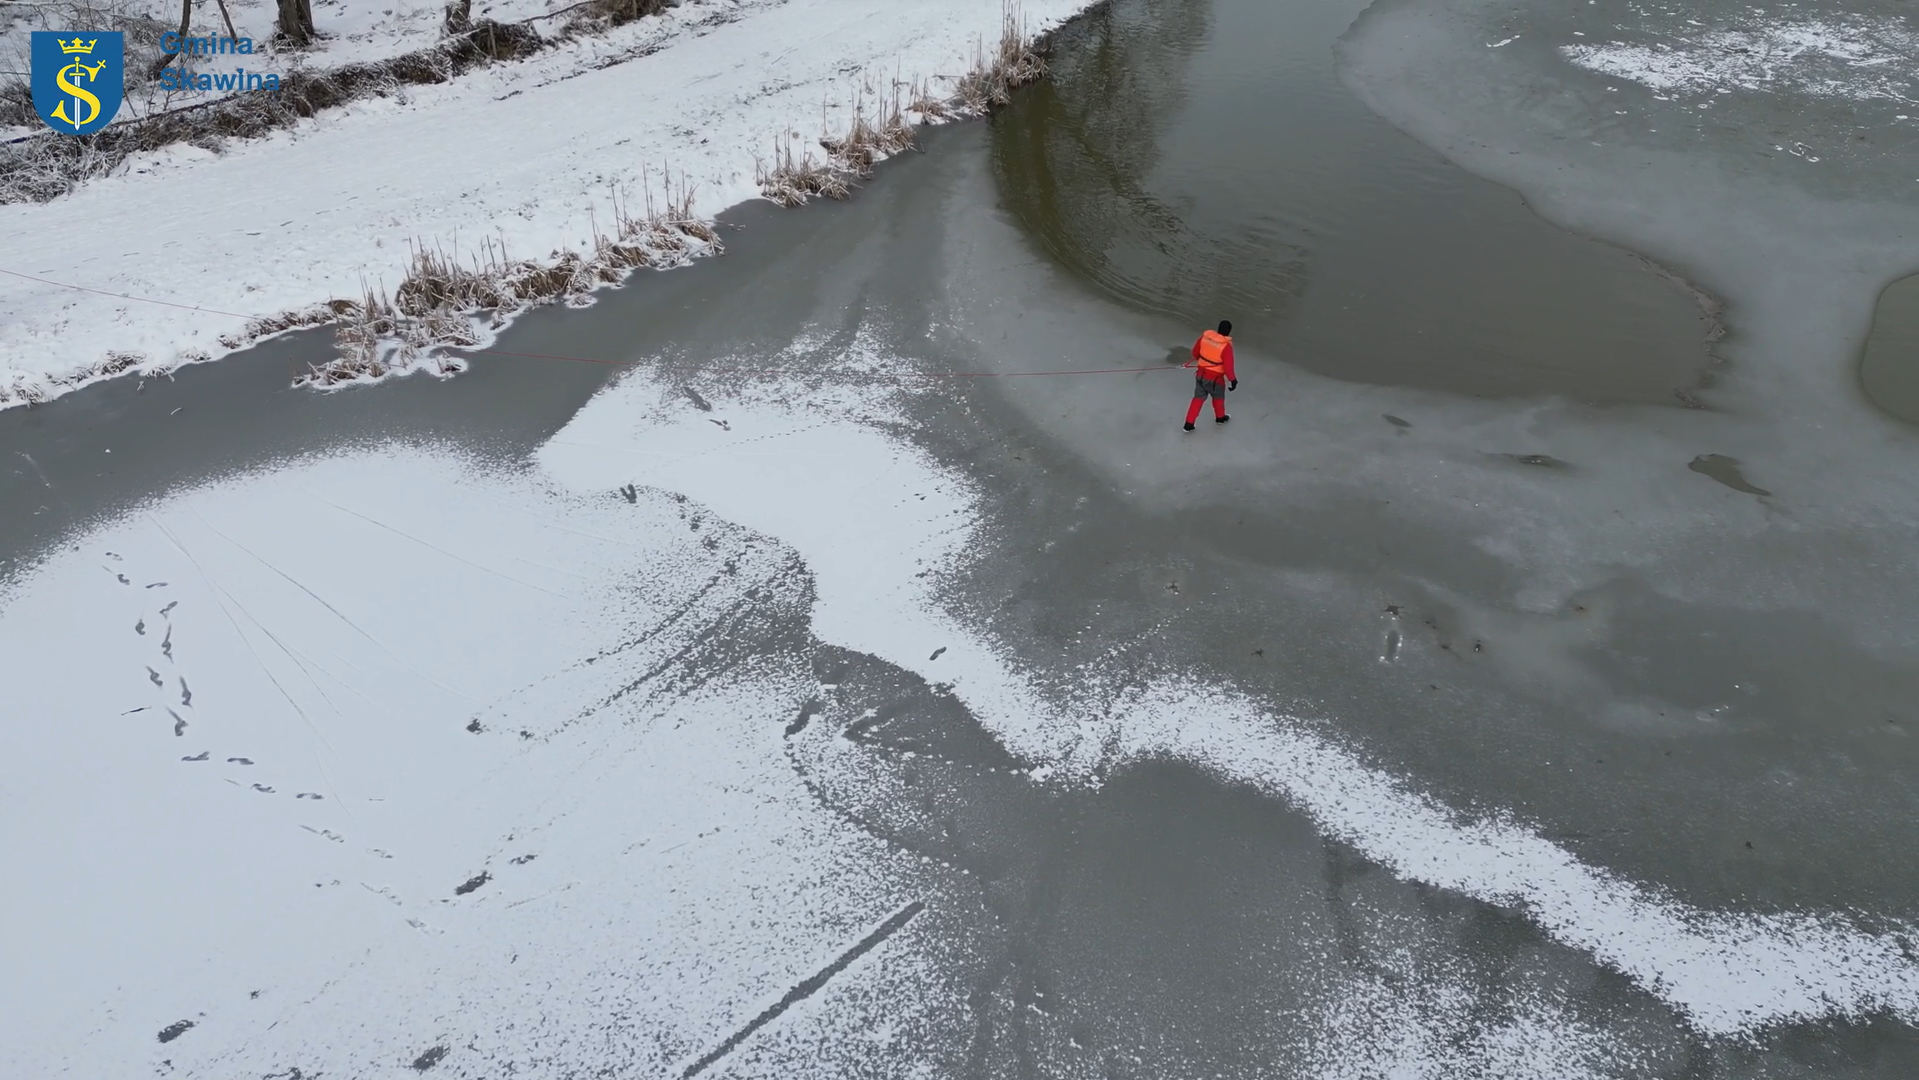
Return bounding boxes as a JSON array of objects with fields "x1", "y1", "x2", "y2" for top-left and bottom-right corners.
[
  {"x1": 1183, "y1": 422, "x2": 1196, "y2": 431},
  {"x1": 1215, "y1": 414, "x2": 1230, "y2": 424}
]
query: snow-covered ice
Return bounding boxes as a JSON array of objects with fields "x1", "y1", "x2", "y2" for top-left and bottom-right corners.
[
  {"x1": 546, "y1": 343, "x2": 1919, "y2": 1041},
  {"x1": 0, "y1": 0, "x2": 1095, "y2": 408},
  {"x1": 13, "y1": 318, "x2": 1919, "y2": 1073},
  {"x1": 0, "y1": 438, "x2": 967, "y2": 1077},
  {"x1": 1560, "y1": 8, "x2": 1919, "y2": 104}
]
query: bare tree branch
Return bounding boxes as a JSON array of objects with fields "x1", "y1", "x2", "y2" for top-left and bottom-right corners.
[{"x1": 149, "y1": 0, "x2": 191, "y2": 78}]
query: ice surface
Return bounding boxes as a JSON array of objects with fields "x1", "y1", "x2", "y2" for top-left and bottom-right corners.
[
  {"x1": 10, "y1": 308, "x2": 1919, "y2": 1074},
  {"x1": 1861, "y1": 272, "x2": 1919, "y2": 422},
  {"x1": 543, "y1": 334, "x2": 1919, "y2": 1040},
  {"x1": 1333, "y1": 0, "x2": 1919, "y2": 338}
]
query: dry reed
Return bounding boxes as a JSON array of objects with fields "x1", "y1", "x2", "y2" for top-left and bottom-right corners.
[
  {"x1": 293, "y1": 168, "x2": 720, "y2": 389},
  {"x1": 755, "y1": 3, "x2": 1047, "y2": 207}
]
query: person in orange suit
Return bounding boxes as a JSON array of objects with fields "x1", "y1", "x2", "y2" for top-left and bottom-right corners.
[{"x1": 1183, "y1": 320, "x2": 1237, "y2": 430}]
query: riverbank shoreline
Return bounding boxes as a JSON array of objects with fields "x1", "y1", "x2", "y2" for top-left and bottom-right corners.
[{"x1": 0, "y1": 0, "x2": 1101, "y2": 412}]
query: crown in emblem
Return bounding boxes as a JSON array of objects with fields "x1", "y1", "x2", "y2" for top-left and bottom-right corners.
[{"x1": 59, "y1": 37, "x2": 97, "y2": 54}]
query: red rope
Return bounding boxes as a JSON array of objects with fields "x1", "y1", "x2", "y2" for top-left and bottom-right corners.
[
  {"x1": 0, "y1": 267, "x2": 260, "y2": 320},
  {"x1": 472, "y1": 348, "x2": 1181, "y2": 379},
  {"x1": 1, "y1": 268, "x2": 1186, "y2": 381}
]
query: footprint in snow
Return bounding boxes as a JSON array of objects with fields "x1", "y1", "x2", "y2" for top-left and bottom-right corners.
[
  {"x1": 160, "y1": 601, "x2": 178, "y2": 617},
  {"x1": 181, "y1": 751, "x2": 209, "y2": 762},
  {"x1": 146, "y1": 666, "x2": 163, "y2": 687},
  {"x1": 115, "y1": 572, "x2": 131, "y2": 585},
  {"x1": 228, "y1": 757, "x2": 254, "y2": 765},
  {"x1": 169, "y1": 708, "x2": 187, "y2": 736},
  {"x1": 135, "y1": 618, "x2": 146, "y2": 636},
  {"x1": 708, "y1": 418, "x2": 731, "y2": 431},
  {"x1": 145, "y1": 582, "x2": 168, "y2": 589},
  {"x1": 251, "y1": 784, "x2": 275, "y2": 794},
  {"x1": 161, "y1": 625, "x2": 173, "y2": 661},
  {"x1": 295, "y1": 792, "x2": 326, "y2": 800},
  {"x1": 179, "y1": 678, "x2": 192, "y2": 707},
  {"x1": 156, "y1": 1020, "x2": 194, "y2": 1044},
  {"x1": 122, "y1": 706, "x2": 148, "y2": 716}
]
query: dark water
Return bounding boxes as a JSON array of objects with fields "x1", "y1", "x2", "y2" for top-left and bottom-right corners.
[
  {"x1": 991, "y1": 0, "x2": 1719, "y2": 403},
  {"x1": 1860, "y1": 274, "x2": 1919, "y2": 424},
  {"x1": 0, "y1": 330, "x2": 602, "y2": 574},
  {"x1": 0, "y1": 202, "x2": 803, "y2": 575}
]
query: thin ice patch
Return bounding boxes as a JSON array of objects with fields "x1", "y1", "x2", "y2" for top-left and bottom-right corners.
[
  {"x1": 1104, "y1": 683, "x2": 1919, "y2": 1039},
  {"x1": 544, "y1": 337, "x2": 1919, "y2": 1041},
  {"x1": 1561, "y1": 14, "x2": 1919, "y2": 103}
]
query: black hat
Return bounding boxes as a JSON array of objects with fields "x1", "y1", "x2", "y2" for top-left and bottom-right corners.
[{"x1": 1217, "y1": 320, "x2": 1232, "y2": 335}]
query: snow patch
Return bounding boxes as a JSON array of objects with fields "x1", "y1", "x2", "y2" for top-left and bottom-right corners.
[
  {"x1": 1300, "y1": 961, "x2": 1625, "y2": 1078},
  {"x1": 0, "y1": 444, "x2": 934, "y2": 1077},
  {"x1": 1107, "y1": 687, "x2": 1919, "y2": 1039},
  {"x1": 1561, "y1": 12, "x2": 1919, "y2": 103}
]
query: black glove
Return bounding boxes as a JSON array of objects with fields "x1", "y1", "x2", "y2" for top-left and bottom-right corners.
[{"x1": 1228, "y1": 379, "x2": 1238, "y2": 392}]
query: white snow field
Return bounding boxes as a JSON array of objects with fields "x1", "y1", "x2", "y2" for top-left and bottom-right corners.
[
  {"x1": 0, "y1": 0, "x2": 1094, "y2": 408},
  {"x1": 10, "y1": 326, "x2": 1919, "y2": 1077},
  {"x1": 0, "y1": 432, "x2": 964, "y2": 1074}
]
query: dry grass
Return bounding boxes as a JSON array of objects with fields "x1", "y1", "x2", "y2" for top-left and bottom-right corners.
[
  {"x1": 906, "y1": 77, "x2": 955, "y2": 123},
  {"x1": 755, "y1": 3, "x2": 1047, "y2": 208},
  {"x1": 0, "y1": 0, "x2": 175, "y2": 128},
  {"x1": 218, "y1": 302, "x2": 351, "y2": 351},
  {"x1": 0, "y1": 76, "x2": 36, "y2": 131},
  {"x1": 953, "y1": 5, "x2": 1049, "y2": 115},
  {"x1": 0, "y1": 380, "x2": 50, "y2": 409},
  {"x1": 756, "y1": 84, "x2": 916, "y2": 205},
  {"x1": 0, "y1": 348, "x2": 152, "y2": 408},
  {"x1": 820, "y1": 89, "x2": 917, "y2": 177},
  {"x1": 555, "y1": 0, "x2": 670, "y2": 36},
  {"x1": 1, "y1": 0, "x2": 1067, "y2": 406},
  {"x1": 1, "y1": 15, "x2": 543, "y2": 205},
  {"x1": 755, "y1": 132, "x2": 851, "y2": 208},
  {"x1": 293, "y1": 169, "x2": 721, "y2": 389},
  {"x1": 305, "y1": 283, "x2": 476, "y2": 387}
]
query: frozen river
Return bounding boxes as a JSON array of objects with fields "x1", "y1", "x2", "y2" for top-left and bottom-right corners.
[{"x1": 4, "y1": 0, "x2": 1919, "y2": 1076}]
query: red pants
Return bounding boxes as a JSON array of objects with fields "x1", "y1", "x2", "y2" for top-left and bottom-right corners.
[{"x1": 1186, "y1": 376, "x2": 1227, "y2": 423}]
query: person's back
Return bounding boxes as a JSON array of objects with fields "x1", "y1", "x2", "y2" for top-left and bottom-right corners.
[{"x1": 1184, "y1": 320, "x2": 1237, "y2": 430}]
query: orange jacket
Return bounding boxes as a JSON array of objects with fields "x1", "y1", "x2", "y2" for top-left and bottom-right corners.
[{"x1": 1192, "y1": 330, "x2": 1236, "y2": 381}]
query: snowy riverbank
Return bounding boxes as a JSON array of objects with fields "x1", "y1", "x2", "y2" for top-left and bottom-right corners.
[{"x1": 0, "y1": 0, "x2": 1094, "y2": 409}]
